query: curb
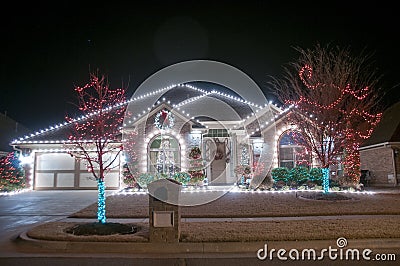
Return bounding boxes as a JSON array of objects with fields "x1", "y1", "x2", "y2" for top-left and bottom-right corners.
[
  {"x1": 18, "y1": 232, "x2": 400, "y2": 255},
  {"x1": 18, "y1": 231, "x2": 260, "y2": 254}
]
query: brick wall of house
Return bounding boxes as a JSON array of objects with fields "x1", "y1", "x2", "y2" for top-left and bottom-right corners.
[{"x1": 360, "y1": 147, "x2": 394, "y2": 186}]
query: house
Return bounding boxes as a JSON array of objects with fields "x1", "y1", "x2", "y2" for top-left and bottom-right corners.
[
  {"x1": 359, "y1": 101, "x2": 400, "y2": 186},
  {"x1": 10, "y1": 83, "x2": 319, "y2": 190}
]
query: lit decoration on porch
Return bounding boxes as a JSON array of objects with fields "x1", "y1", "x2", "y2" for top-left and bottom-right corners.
[
  {"x1": 65, "y1": 71, "x2": 126, "y2": 224},
  {"x1": 189, "y1": 146, "x2": 202, "y2": 158},
  {"x1": 188, "y1": 146, "x2": 205, "y2": 186},
  {"x1": 154, "y1": 109, "x2": 175, "y2": 130},
  {"x1": 122, "y1": 163, "x2": 139, "y2": 189},
  {"x1": 240, "y1": 144, "x2": 250, "y2": 165},
  {"x1": 235, "y1": 144, "x2": 253, "y2": 186}
]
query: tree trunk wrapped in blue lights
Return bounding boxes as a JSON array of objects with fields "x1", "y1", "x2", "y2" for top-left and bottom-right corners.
[
  {"x1": 97, "y1": 179, "x2": 106, "y2": 223},
  {"x1": 322, "y1": 168, "x2": 329, "y2": 193}
]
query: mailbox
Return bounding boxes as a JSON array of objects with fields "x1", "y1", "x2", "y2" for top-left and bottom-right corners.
[{"x1": 148, "y1": 178, "x2": 181, "y2": 243}]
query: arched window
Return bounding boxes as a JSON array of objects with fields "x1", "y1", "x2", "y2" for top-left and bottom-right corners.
[
  {"x1": 148, "y1": 135, "x2": 181, "y2": 177},
  {"x1": 278, "y1": 131, "x2": 311, "y2": 169}
]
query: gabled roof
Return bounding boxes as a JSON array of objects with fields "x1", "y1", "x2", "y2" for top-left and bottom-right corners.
[
  {"x1": 124, "y1": 101, "x2": 201, "y2": 130},
  {"x1": 361, "y1": 101, "x2": 400, "y2": 147},
  {"x1": 10, "y1": 82, "x2": 288, "y2": 146}
]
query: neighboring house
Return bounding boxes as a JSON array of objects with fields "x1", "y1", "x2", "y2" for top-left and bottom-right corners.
[
  {"x1": 10, "y1": 83, "x2": 316, "y2": 190},
  {"x1": 359, "y1": 101, "x2": 400, "y2": 186},
  {"x1": 0, "y1": 113, "x2": 30, "y2": 158}
]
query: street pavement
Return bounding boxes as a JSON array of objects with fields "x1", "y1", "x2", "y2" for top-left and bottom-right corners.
[{"x1": 0, "y1": 189, "x2": 399, "y2": 266}]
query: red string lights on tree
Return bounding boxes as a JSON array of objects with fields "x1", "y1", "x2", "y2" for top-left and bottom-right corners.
[
  {"x1": 0, "y1": 152, "x2": 26, "y2": 192},
  {"x1": 65, "y1": 71, "x2": 127, "y2": 223},
  {"x1": 285, "y1": 63, "x2": 382, "y2": 185}
]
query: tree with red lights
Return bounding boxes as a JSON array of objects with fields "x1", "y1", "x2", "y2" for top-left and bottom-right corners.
[
  {"x1": 66, "y1": 71, "x2": 126, "y2": 223},
  {"x1": 271, "y1": 44, "x2": 383, "y2": 189},
  {"x1": 0, "y1": 152, "x2": 26, "y2": 192}
]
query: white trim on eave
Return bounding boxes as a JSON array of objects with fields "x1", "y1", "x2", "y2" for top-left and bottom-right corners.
[{"x1": 359, "y1": 142, "x2": 400, "y2": 151}]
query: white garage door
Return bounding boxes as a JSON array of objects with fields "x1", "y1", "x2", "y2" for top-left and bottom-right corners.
[{"x1": 34, "y1": 152, "x2": 120, "y2": 190}]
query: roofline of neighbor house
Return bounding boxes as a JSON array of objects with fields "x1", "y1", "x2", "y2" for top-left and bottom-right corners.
[{"x1": 359, "y1": 142, "x2": 400, "y2": 151}]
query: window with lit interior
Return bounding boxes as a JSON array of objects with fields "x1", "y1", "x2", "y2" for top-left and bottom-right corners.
[
  {"x1": 278, "y1": 131, "x2": 311, "y2": 169},
  {"x1": 148, "y1": 135, "x2": 180, "y2": 177}
]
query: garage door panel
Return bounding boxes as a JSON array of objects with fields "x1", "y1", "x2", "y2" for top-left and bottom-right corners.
[
  {"x1": 79, "y1": 174, "x2": 97, "y2": 187},
  {"x1": 105, "y1": 172, "x2": 119, "y2": 188},
  {"x1": 79, "y1": 152, "x2": 120, "y2": 170},
  {"x1": 37, "y1": 153, "x2": 75, "y2": 170},
  {"x1": 36, "y1": 173, "x2": 54, "y2": 187},
  {"x1": 56, "y1": 173, "x2": 75, "y2": 187}
]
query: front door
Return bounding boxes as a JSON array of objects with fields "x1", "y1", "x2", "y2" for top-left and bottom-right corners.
[{"x1": 204, "y1": 138, "x2": 230, "y2": 184}]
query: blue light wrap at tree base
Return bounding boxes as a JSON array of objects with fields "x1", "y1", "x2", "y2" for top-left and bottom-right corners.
[
  {"x1": 322, "y1": 168, "x2": 330, "y2": 194},
  {"x1": 97, "y1": 179, "x2": 106, "y2": 223}
]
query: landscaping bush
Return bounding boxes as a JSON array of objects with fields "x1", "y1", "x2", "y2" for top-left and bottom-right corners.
[
  {"x1": 136, "y1": 172, "x2": 170, "y2": 188},
  {"x1": 173, "y1": 172, "x2": 191, "y2": 185},
  {"x1": 288, "y1": 166, "x2": 310, "y2": 186},
  {"x1": 136, "y1": 173, "x2": 155, "y2": 188},
  {"x1": 309, "y1": 167, "x2": 323, "y2": 185},
  {"x1": 271, "y1": 167, "x2": 289, "y2": 184}
]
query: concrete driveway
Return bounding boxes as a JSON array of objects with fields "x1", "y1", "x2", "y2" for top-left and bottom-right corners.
[{"x1": 0, "y1": 190, "x2": 101, "y2": 255}]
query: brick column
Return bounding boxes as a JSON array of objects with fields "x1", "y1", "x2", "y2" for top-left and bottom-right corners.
[{"x1": 148, "y1": 178, "x2": 181, "y2": 243}]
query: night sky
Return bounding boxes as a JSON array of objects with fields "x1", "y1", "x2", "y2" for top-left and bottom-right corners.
[{"x1": 1, "y1": 1, "x2": 399, "y2": 132}]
